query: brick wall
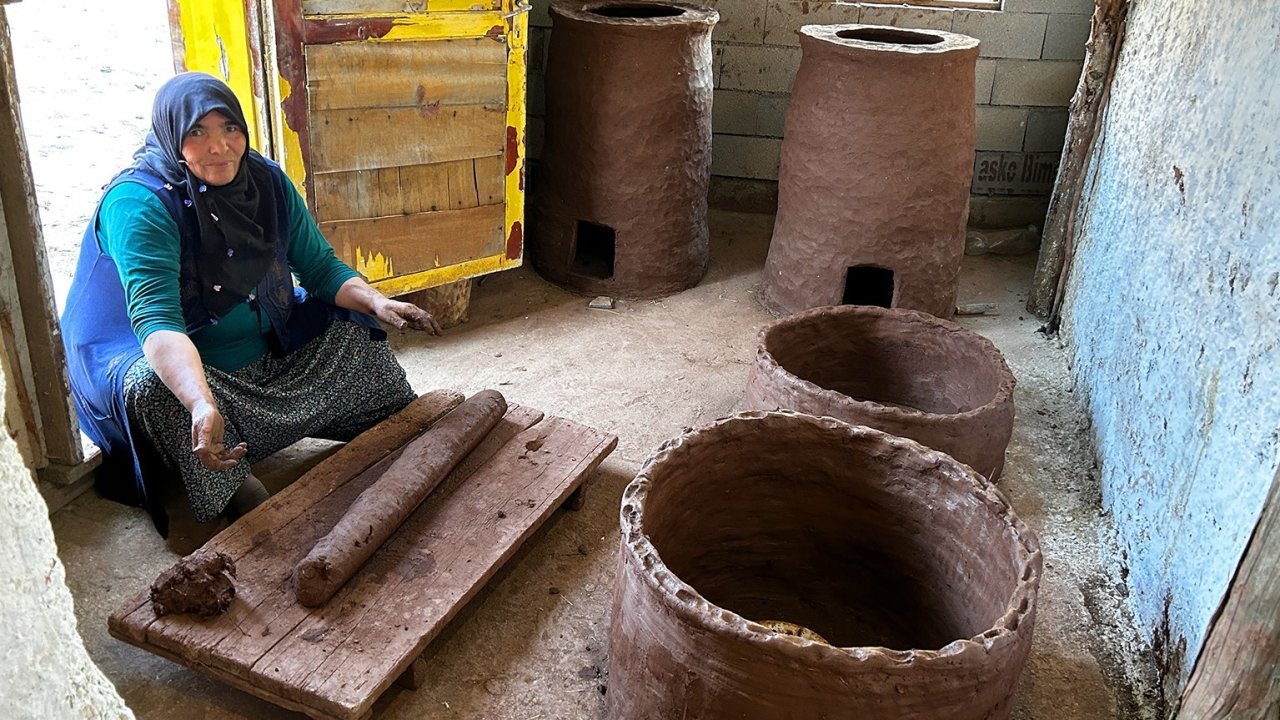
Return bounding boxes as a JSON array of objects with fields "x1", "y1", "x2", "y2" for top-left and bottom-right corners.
[{"x1": 526, "y1": 0, "x2": 1092, "y2": 218}]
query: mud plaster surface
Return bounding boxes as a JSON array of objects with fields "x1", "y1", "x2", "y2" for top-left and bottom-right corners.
[
  {"x1": 764, "y1": 25, "x2": 978, "y2": 319},
  {"x1": 14, "y1": 3, "x2": 1159, "y2": 717},
  {"x1": 610, "y1": 413, "x2": 1039, "y2": 719},
  {"x1": 531, "y1": 0, "x2": 716, "y2": 299},
  {"x1": 746, "y1": 305, "x2": 1016, "y2": 480}
]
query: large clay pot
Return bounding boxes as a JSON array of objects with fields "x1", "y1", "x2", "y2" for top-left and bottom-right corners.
[
  {"x1": 745, "y1": 305, "x2": 1016, "y2": 480},
  {"x1": 762, "y1": 24, "x2": 980, "y2": 319},
  {"x1": 608, "y1": 412, "x2": 1041, "y2": 720},
  {"x1": 531, "y1": 0, "x2": 717, "y2": 299}
]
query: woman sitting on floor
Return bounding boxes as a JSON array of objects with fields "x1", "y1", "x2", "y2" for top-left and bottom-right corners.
[{"x1": 61, "y1": 72, "x2": 442, "y2": 536}]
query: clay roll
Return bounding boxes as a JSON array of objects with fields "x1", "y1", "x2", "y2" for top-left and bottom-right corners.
[
  {"x1": 293, "y1": 390, "x2": 507, "y2": 608},
  {"x1": 762, "y1": 25, "x2": 980, "y2": 319},
  {"x1": 531, "y1": 0, "x2": 718, "y2": 299}
]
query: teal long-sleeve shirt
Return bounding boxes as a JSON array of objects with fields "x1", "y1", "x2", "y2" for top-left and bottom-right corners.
[{"x1": 97, "y1": 179, "x2": 358, "y2": 372}]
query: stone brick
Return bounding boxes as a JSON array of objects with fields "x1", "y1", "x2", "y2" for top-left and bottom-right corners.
[
  {"x1": 763, "y1": 1, "x2": 861, "y2": 47},
  {"x1": 713, "y1": 90, "x2": 791, "y2": 137},
  {"x1": 705, "y1": 0, "x2": 768, "y2": 44},
  {"x1": 711, "y1": 133, "x2": 783, "y2": 180},
  {"x1": 1024, "y1": 107, "x2": 1070, "y2": 152},
  {"x1": 718, "y1": 43, "x2": 802, "y2": 93},
  {"x1": 1042, "y1": 12, "x2": 1091, "y2": 60},
  {"x1": 991, "y1": 59, "x2": 1082, "y2": 106},
  {"x1": 976, "y1": 58, "x2": 996, "y2": 103},
  {"x1": 976, "y1": 105, "x2": 1028, "y2": 151},
  {"x1": 857, "y1": 4, "x2": 954, "y2": 31},
  {"x1": 953, "y1": 9, "x2": 1047, "y2": 59},
  {"x1": 1004, "y1": 0, "x2": 1094, "y2": 14}
]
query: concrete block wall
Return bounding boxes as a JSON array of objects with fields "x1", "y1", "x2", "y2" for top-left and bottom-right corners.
[{"x1": 525, "y1": 0, "x2": 1092, "y2": 216}]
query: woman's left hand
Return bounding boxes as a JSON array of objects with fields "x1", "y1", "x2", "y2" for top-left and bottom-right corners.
[{"x1": 373, "y1": 298, "x2": 444, "y2": 335}]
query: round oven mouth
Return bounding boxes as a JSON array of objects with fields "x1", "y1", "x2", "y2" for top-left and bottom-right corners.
[
  {"x1": 587, "y1": 3, "x2": 687, "y2": 18},
  {"x1": 801, "y1": 23, "x2": 981, "y2": 54},
  {"x1": 620, "y1": 412, "x2": 1040, "y2": 659},
  {"x1": 835, "y1": 27, "x2": 944, "y2": 45},
  {"x1": 759, "y1": 305, "x2": 1013, "y2": 420}
]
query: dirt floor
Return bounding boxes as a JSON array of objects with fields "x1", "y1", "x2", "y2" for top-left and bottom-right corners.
[{"x1": 8, "y1": 2, "x2": 1159, "y2": 716}]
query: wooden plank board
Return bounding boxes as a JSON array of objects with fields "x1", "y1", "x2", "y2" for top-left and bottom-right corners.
[
  {"x1": 212, "y1": 404, "x2": 545, "y2": 687},
  {"x1": 108, "y1": 396, "x2": 617, "y2": 720},
  {"x1": 306, "y1": 39, "x2": 506, "y2": 112},
  {"x1": 108, "y1": 391, "x2": 464, "y2": 647},
  {"x1": 322, "y1": 203, "x2": 505, "y2": 278},
  {"x1": 314, "y1": 156, "x2": 500, "y2": 221},
  {"x1": 474, "y1": 154, "x2": 504, "y2": 206},
  {"x1": 399, "y1": 160, "x2": 457, "y2": 215},
  {"x1": 310, "y1": 104, "x2": 506, "y2": 174}
]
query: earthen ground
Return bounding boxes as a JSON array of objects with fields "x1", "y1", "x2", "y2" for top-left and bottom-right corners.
[{"x1": 50, "y1": 210, "x2": 1159, "y2": 719}]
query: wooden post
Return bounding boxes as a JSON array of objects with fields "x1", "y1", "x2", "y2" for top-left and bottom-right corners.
[
  {"x1": 1176, "y1": 469, "x2": 1280, "y2": 718},
  {"x1": 0, "y1": 7, "x2": 83, "y2": 471},
  {"x1": 1026, "y1": 0, "x2": 1130, "y2": 326}
]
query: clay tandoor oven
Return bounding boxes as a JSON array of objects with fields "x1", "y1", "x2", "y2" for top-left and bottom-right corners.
[
  {"x1": 746, "y1": 305, "x2": 1016, "y2": 480},
  {"x1": 531, "y1": 0, "x2": 717, "y2": 299},
  {"x1": 608, "y1": 412, "x2": 1042, "y2": 720},
  {"x1": 762, "y1": 24, "x2": 980, "y2": 319}
]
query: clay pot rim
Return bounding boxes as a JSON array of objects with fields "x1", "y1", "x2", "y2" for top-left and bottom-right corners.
[
  {"x1": 755, "y1": 305, "x2": 1016, "y2": 423},
  {"x1": 550, "y1": 0, "x2": 719, "y2": 26},
  {"x1": 620, "y1": 411, "x2": 1043, "y2": 669},
  {"x1": 800, "y1": 23, "x2": 980, "y2": 54}
]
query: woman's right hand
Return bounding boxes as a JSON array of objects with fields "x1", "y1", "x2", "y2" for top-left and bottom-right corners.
[{"x1": 190, "y1": 399, "x2": 248, "y2": 471}]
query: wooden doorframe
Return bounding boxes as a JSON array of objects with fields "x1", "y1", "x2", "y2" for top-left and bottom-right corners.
[{"x1": 0, "y1": 5, "x2": 89, "y2": 488}]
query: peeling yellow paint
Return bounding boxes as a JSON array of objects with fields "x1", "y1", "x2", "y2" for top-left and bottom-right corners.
[
  {"x1": 504, "y1": 4, "x2": 528, "y2": 265},
  {"x1": 370, "y1": 253, "x2": 518, "y2": 296},
  {"x1": 173, "y1": 0, "x2": 263, "y2": 149},
  {"x1": 355, "y1": 247, "x2": 395, "y2": 281},
  {"x1": 275, "y1": 72, "x2": 308, "y2": 201},
  {"x1": 354, "y1": 12, "x2": 510, "y2": 41}
]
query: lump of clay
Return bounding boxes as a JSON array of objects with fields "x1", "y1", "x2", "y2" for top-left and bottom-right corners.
[{"x1": 150, "y1": 549, "x2": 237, "y2": 618}]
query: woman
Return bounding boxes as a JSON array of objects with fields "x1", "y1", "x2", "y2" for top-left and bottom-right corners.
[{"x1": 61, "y1": 72, "x2": 441, "y2": 537}]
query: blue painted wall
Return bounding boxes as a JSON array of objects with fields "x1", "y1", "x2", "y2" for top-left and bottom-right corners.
[{"x1": 1063, "y1": 0, "x2": 1280, "y2": 694}]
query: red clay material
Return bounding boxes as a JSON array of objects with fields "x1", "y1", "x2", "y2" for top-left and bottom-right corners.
[
  {"x1": 608, "y1": 412, "x2": 1041, "y2": 720},
  {"x1": 531, "y1": 0, "x2": 717, "y2": 299},
  {"x1": 293, "y1": 390, "x2": 507, "y2": 607},
  {"x1": 762, "y1": 24, "x2": 979, "y2": 319},
  {"x1": 745, "y1": 305, "x2": 1016, "y2": 480}
]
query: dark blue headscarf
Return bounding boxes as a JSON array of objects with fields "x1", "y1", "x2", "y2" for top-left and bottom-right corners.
[{"x1": 132, "y1": 72, "x2": 278, "y2": 318}]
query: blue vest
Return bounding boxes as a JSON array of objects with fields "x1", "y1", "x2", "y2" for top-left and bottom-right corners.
[{"x1": 60, "y1": 162, "x2": 380, "y2": 534}]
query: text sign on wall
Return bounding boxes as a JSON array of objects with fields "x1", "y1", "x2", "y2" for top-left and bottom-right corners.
[{"x1": 972, "y1": 152, "x2": 1060, "y2": 196}]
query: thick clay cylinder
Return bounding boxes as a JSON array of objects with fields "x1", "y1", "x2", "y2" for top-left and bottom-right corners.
[
  {"x1": 762, "y1": 25, "x2": 980, "y2": 319},
  {"x1": 608, "y1": 412, "x2": 1042, "y2": 720},
  {"x1": 532, "y1": 0, "x2": 717, "y2": 299},
  {"x1": 745, "y1": 305, "x2": 1015, "y2": 479}
]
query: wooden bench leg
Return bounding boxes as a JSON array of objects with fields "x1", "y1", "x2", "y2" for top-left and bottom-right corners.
[
  {"x1": 394, "y1": 655, "x2": 427, "y2": 691},
  {"x1": 564, "y1": 482, "x2": 588, "y2": 511}
]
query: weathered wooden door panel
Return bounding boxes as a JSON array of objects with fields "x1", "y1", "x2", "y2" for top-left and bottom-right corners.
[
  {"x1": 305, "y1": 38, "x2": 507, "y2": 111},
  {"x1": 172, "y1": 0, "x2": 528, "y2": 297},
  {"x1": 309, "y1": 104, "x2": 506, "y2": 172},
  {"x1": 323, "y1": 203, "x2": 506, "y2": 281}
]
